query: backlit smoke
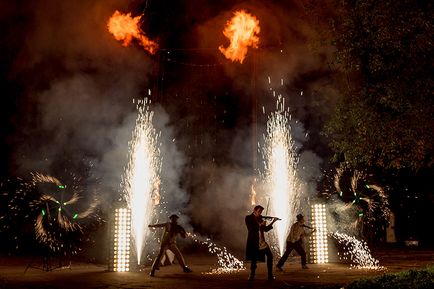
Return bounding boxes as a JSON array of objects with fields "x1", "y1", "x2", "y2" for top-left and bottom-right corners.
[{"x1": 121, "y1": 98, "x2": 161, "y2": 264}]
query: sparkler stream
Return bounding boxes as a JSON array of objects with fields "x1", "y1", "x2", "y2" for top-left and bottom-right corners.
[
  {"x1": 187, "y1": 233, "x2": 245, "y2": 275},
  {"x1": 261, "y1": 90, "x2": 300, "y2": 255},
  {"x1": 122, "y1": 98, "x2": 162, "y2": 265}
]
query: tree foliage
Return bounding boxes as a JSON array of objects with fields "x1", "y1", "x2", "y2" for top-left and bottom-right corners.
[{"x1": 324, "y1": 0, "x2": 433, "y2": 171}]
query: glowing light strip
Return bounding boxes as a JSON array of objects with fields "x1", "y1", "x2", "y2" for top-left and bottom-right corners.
[
  {"x1": 113, "y1": 208, "x2": 131, "y2": 272},
  {"x1": 311, "y1": 204, "x2": 328, "y2": 264}
]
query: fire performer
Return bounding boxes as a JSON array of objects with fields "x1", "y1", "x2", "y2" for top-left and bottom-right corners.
[
  {"x1": 245, "y1": 205, "x2": 279, "y2": 281},
  {"x1": 148, "y1": 214, "x2": 192, "y2": 277},
  {"x1": 276, "y1": 214, "x2": 314, "y2": 270}
]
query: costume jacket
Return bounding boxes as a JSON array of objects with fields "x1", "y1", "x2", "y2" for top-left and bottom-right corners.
[{"x1": 245, "y1": 213, "x2": 273, "y2": 262}]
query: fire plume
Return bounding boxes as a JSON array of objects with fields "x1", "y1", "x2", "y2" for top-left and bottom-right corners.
[
  {"x1": 219, "y1": 10, "x2": 260, "y2": 63},
  {"x1": 107, "y1": 10, "x2": 158, "y2": 55},
  {"x1": 250, "y1": 181, "x2": 257, "y2": 205}
]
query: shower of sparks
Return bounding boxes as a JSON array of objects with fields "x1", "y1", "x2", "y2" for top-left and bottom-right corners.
[
  {"x1": 261, "y1": 89, "x2": 300, "y2": 255},
  {"x1": 30, "y1": 173, "x2": 99, "y2": 253},
  {"x1": 107, "y1": 10, "x2": 158, "y2": 54},
  {"x1": 333, "y1": 165, "x2": 391, "y2": 224},
  {"x1": 0, "y1": 178, "x2": 37, "y2": 250},
  {"x1": 219, "y1": 10, "x2": 260, "y2": 63},
  {"x1": 31, "y1": 173, "x2": 62, "y2": 186},
  {"x1": 334, "y1": 167, "x2": 344, "y2": 197},
  {"x1": 331, "y1": 231, "x2": 385, "y2": 270},
  {"x1": 122, "y1": 98, "x2": 162, "y2": 265},
  {"x1": 187, "y1": 233, "x2": 245, "y2": 274}
]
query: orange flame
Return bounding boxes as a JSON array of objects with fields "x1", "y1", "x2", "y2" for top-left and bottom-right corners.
[
  {"x1": 219, "y1": 10, "x2": 260, "y2": 63},
  {"x1": 107, "y1": 10, "x2": 158, "y2": 55},
  {"x1": 250, "y1": 182, "x2": 257, "y2": 205}
]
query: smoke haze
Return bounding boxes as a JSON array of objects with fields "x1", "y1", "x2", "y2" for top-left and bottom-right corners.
[{"x1": 1, "y1": 0, "x2": 335, "y2": 254}]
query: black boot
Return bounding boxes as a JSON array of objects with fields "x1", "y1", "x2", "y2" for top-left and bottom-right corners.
[
  {"x1": 183, "y1": 266, "x2": 193, "y2": 273},
  {"x1": 248, "y1": 272, "x2": 255, "y2": 281}
]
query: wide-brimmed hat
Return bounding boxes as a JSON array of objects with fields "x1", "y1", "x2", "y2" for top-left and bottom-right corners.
[{"x1": 169, "y1": 214, "x2": 179, "y2": 220}]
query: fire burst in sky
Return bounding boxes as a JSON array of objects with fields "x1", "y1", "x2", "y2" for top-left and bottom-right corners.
[
  {"x1": 30, "y1": 172, "x2": 99, "y2": 253},
  {"x1": 219, "y1": 10, "x2": 260, "y2": 63},
  {"x1": 107, "y1": 10, "x2": 158, "y2": 54},
  {"x1": 261, "y1": 86, "x2": 300, "y2": 255},
  {"x1": 187, "y1": 233, "x2": 245, "y2": 275},
  {"x1": 122, "y1": 98, "x2": 161, "y2": 265},
  {"x1": 331, "y1": 231, "x2": 385, "y2": 270}
]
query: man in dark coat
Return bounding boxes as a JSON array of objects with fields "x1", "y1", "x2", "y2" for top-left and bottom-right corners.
[{"x1": 245, "y1": 205, "x2": 278, "y2": 281}]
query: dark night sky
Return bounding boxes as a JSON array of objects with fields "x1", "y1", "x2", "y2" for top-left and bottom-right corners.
[
  {"x1": 0, "y1": 0, "x2": 333, "y2": 178},
  {"x1": 3, "y1": 0, "x2": 395, "y2": 254}
]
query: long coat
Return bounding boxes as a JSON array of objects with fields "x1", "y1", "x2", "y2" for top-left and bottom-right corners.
[{"x1": 245, "y1": 213, "x2": 273, "y2": 262}]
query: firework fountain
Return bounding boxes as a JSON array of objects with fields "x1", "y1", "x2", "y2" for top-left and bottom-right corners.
[
  {"x1": 260, "y1": 78, "x2": 301, "y2": 255},
  {"x1": 121, "y1": 98, "x2": 162, "y2": 265}
]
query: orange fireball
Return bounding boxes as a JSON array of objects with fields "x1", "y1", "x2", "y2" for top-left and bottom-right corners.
[
  {"x1": 107, "y1": 10, "x2": 158, "y2": 55},
  {"x1": 219, "y1": 10, "x2": 260, "y2": 63}
]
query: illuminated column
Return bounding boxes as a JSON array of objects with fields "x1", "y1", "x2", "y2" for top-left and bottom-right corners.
[
  {"x1": 310, "y1": 204, "x2": 328, "y2": 264},
  {"x1": 110, "y1": 207, "x2": 131, "y2": 272}
]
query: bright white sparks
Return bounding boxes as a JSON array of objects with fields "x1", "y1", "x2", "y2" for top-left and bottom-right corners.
[
  {"x1": 187, "y1": 233, "x2": 245, "y2": 275},
  {"x1": 331, "y1": 231, "x2": 385, "y2": 270},
  {"x1": 122, "y1": 99, "x2": 161, "y2": 265},
  {"x1": 262, "y1": 94, "x2": 300, "y2": 255}
]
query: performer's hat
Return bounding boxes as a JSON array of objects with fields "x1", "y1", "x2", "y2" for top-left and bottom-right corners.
[{"x1": 169, "y1": 214, "x2": 179, "y2": 220}]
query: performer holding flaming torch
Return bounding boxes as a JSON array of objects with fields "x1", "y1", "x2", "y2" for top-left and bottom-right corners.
[
  {"x1": 276, "y1": 213, "x2": 314, "y2": 270},
  {"x1": 245, "y1": 205, "x2": 279, "y2": 281},
  {"x1": 148, "y1": 214, "x2": 192, "y2": 277}
]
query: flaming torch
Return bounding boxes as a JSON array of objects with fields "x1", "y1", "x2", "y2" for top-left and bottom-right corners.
[
  {"x1": 107, "y1": 10, "x2": 158, "y2": 54},
  {"x1": 219, "y1": 10, "x2": 260, "y2": 63}
]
